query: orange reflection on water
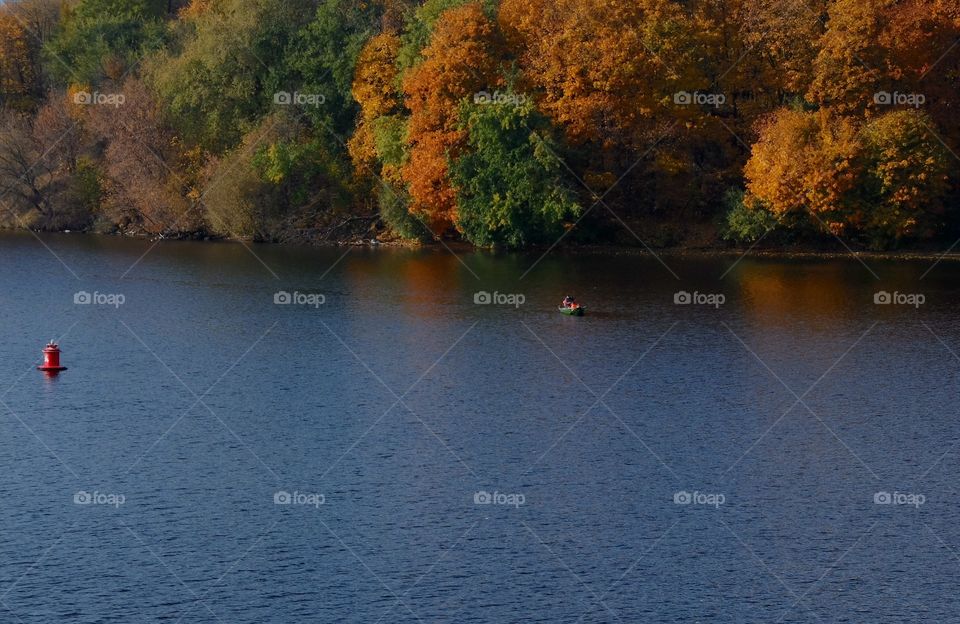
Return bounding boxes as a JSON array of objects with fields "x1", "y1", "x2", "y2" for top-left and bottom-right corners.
[
  {"x1": 343, "y1": 247, "x2": 469, "y2": 320},
  {"x1": 735, "y1": 262, "x2": 858, "y2": 328}
]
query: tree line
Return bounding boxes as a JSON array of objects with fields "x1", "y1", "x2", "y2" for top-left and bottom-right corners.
[{"x1": 0, "y1": 0, "x2": 957, "y2": 249}]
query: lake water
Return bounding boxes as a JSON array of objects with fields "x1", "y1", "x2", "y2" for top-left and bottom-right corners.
[{"x1": 1, "y1": 232, "x2": 959, "y2": 622}]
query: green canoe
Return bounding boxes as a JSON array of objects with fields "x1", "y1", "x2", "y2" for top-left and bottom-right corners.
[{"x1": 558, "y1": 306, "x2": 585, "y2": 316}]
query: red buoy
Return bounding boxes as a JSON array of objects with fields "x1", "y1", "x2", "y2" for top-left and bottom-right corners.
[{"x1": 38, "y1": 341, "x2": 67, "y2": 373}]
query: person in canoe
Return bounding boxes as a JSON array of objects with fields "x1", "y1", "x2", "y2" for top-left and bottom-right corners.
[
  {"x1": 559, "y1": 295, "x2": 585, "y2": 315},
  {"x1": 561, "y1": 295, "x2": 576, "y2": 309}
]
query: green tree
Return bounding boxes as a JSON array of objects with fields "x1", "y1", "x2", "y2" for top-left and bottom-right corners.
[
  {"x1": 720, "y1": 188, "x2": 779, "y2": 244},
  {"x1": 148, "y1": 0, "x2": 314, "y2": 152},
  {"x1": 285, "y1": 0, "x2": 384, "y2": 138},
  {"x1": 45, "y1": 0, "x2": 169, "y2": 86},
  {"x1": 203, "y1": 112, "x2": 351, "y2": 241},
  {"x1": 450, "y1": 97, "x2": 581, "y2": 248},
  {"x1": 855, "y1": 109, "x2": 951, "y2": 248}
]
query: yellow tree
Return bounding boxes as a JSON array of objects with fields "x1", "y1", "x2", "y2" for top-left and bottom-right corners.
[
  {"x1": 745, "y1": 106, "x2": 950, "y2": 247},
  {"x1": 0, "y1": 13, "x2": 39, "y2": 110},
  {"x1": 744, "y1": 108, "x2": 861, "y2": 234},
  {"x1": 855, "y1": 109, "x2": 951, "y2": 245},
  {"x1": 348, "y1": 32, "x2": 402, "y2": 176},
  {"x1": 807, "y1": 0, "x2": 887, "y2": 114}
]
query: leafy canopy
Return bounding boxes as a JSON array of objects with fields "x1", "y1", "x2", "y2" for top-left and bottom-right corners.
[
  {"x1": 45, "y1": 0, "x2": 169, "y2": 86},
  {"x1": 450, "y1": 97, "x2": 581, "y2": 248}
]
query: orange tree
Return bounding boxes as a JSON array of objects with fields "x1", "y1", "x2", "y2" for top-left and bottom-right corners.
[
  {"x1": 809, "y1": 0, "x2": 960, "y2": 124},
  {"x1": 499, "y1": 0, "x2": 700, "y2": 153},
  {"x1": 498, "y1": 0, "x2": 712, "y2": 217},
  {"x1": 744, "y1": 107, "x2": 861, "y2": 235},
  {"x1": 744, "y1": 107, "x2": 951, "y2": 248},
  {"x1": 401, "y1": 2, "x2": 503, "y2": 233}
]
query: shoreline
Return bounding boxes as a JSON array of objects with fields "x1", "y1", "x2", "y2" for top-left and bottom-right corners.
[
  {"x1": 13, "y1": 228, "x2": 960, "y2": 263},
  {"x1": 531, "y1": 244, "x2": 960, "y2": 262}
]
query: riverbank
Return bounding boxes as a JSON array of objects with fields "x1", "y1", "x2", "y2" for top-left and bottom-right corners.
[
  {"x1": 530, "y1": 243, "x2": 960, "y2": 263},
  {"x1": 17, "y1": 225, "x2": 960, "y2": 264}
]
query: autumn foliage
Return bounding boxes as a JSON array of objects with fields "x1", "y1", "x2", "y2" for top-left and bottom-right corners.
[
  {"x1": 0, "y1": 12, "x2": 40, "y2": 110},
  {"x1": 745, "y1": 109, "x2": 861, "y2": 227},
  {"x1": 0, "y1": 0, "x2": 959, "y2": 249},
  {"x1": 499, "y1": 0, "x2": 698, "y2": 151},
  {"x1": 401, "y1": 2, "x2": 502, "y2": 232},
  {"x1": 348, "y1": 32, "x2": 402, "y2": 175}
]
